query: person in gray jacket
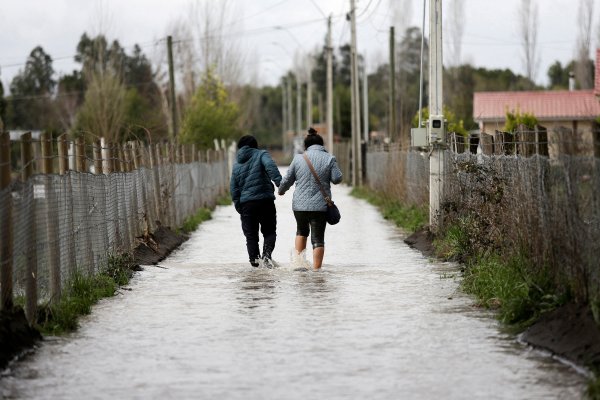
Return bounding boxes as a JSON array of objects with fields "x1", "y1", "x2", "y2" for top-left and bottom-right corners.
[
  {"x1": 231, "y1": 135, "x2": 282, "y2": 267},
  {"x1": 278, "y1": 128, "x2": 343, "y2": 270}
]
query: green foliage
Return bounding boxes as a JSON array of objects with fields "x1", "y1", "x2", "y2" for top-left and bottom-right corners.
[
  {"x1": 351, "y1": 186, "x2": 427, "y2": 233},
  {"x1": 180, "y1": 69, "x2": 240, "y2": 148},
  {"x1": 587, "y1": 376, "x2": 600, "y2": 400},
  {"x1": 180, "y1": 208, "x2": 212, "y2": 234},
  {"x1": 433, "y1": 222, "x2": 469, "y2": 261},
  {"x1": 461, "y1": 252, "x2": 570, "y2": 327},
  {"x1": 216, "y1": 195, "x2": 233, "y2": 206},
  {"x1": 75, "y1": 70, "x2": 126, "y2": 141},
  {"x1": 504, "y1": 109, "x2": 538, "y2": 132},
  {"x1": 412, "y1": 106, "x2": 468, "y2": 137},
  {"x1": 37, "y1": 254, "x2": 135, "y2": 335},
  {"x1": 8, "y1": 46, "x2": 57, "y2": 130}
]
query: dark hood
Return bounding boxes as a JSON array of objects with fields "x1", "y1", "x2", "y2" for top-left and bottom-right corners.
[{"x1": 237, "y1": 146, "x2": 259, "y2": 163}]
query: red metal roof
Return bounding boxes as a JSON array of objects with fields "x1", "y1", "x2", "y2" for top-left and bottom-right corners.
[{"x1": 473, "y1": 90, "x2": 600, "y2": 121}]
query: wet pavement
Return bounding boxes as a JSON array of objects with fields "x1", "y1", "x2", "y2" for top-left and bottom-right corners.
[{"x1": 0, "y1": 174, "x2": 587, "y2": 399}]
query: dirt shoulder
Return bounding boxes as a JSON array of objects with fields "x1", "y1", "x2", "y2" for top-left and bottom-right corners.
[
  {"x1": 133, "y1": 226, "x2": 188, "y2": 265},
  {"x1": 404, "y1": 226, "x2": 600, "y2": 374}
]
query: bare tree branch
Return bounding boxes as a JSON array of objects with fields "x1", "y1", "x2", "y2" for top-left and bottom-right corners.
[
  {"x1": 518, "y1": 0, "x2": 539, "y2": 83},
  {"x1": 576, "y1": 0, "x2": 594, "y2": 89}
]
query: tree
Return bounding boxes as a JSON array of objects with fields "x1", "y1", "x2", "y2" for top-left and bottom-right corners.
[
  {"x1": 518, "y1": 0, "x2": 539, "y2": 84},
  {"x1": 8, "y1": 46, "x2": 57, "y2": 129},
  {"x1": 397, "y1": 27, "x2": 428, "y2": 140},
  {"x1": 180, "y1": 69, "x2": 240, "y2": 149},
  {"x1": 575, "y1": 0, "x2": 594, "y2": 89},
  {"x1": 75, "y1": 70, "x2": 126, "y2": 142},
  {"x1": 55, "y1": 70, "x2": 85, "y2": 131},
  {"x1": 446, "y1": 0, "x2": 466, "y2": 67},
  {"x1": 0, "y1": 81, "x2": 6, "y2": 126}
]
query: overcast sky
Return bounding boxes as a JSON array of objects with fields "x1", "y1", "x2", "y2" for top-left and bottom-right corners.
[{"x1": 0, "y1": 0, "x2": 598, "y2": 92}]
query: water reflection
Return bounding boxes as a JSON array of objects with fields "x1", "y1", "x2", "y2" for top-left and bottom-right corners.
[{"x1": 237, "y1": 269, "x2": 279, "y2": 309}]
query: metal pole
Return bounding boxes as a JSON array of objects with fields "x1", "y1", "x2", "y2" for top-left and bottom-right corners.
[
  {"x1": 307, "y1": 78, "x2": 313, "y2": 128},
  {"x1": 350, "y1": 0, "x2": 360, "y2": 186},
  {"x1": 429, "y1": 0, "x2": 444, "y2": 229},
  {"x1": 281, "y1": 79, "x2": 287, "y2": 153},
  {"x1": 418, "y1": 0, "x2": 427, "y2": 128},
  {"x1": 326, "y1": 15, "x2": 334, "y2": 152},
  {"x1": 167, "y1": 36, "x2": 178, "y2": 140},
  {"x1": 363, "y1": 59, "x2": 369, "y2": 142},
  {"x1": 389, "y1": 26, "x2": 396, "y2": 143},
  {"x1": 296, "y1": 76, "x2": 302, "y2": 138}
]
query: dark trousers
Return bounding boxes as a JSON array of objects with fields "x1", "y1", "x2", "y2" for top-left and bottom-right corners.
[{"x1": 240, "y1": 199, "x2": 277, "y2": 263}]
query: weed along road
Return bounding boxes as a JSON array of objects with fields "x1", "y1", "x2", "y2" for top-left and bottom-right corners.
[{"x1": 1, "y1": 181, "x2": 586, "y2": 399}]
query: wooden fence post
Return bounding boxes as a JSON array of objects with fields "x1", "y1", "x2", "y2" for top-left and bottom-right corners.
[
  {"x1": 93, "y1": 140, "x2": 102, "y2": 174},
  {"x1": 75, "y1": 136, "x2": 86, "y2": 172},
  {"x1": 41, "y1": 132, "x2": 61, "y2": 303},
  {"x1": 20, "y1": 133, "x2": 37, "y2": 322},
  {"x1": 0, "y1": 132, "x2": 13, "y2": 310},
  {"x1": 58, "y1": 134, "x2": 69, "y2": 174}
]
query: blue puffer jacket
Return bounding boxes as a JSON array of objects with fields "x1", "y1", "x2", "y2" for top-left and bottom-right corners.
[
  {"x1": 278, "y1": 145, "x2": 343, "y2": 211},
  {"x1": 230, "y1": 146, "x2": 282, "y2": 211}
]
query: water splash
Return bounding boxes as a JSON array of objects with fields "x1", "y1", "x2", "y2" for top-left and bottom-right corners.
[{"x1": 289, "y1": 249, "x2": 312, "y2": 271}]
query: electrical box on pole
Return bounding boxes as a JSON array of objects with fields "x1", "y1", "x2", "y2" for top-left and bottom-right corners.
[{"x1": 428, "y1": 115, "x2": 445, "y2": 143}]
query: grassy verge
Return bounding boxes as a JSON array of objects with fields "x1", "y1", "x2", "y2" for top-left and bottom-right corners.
[
  {"x1": 350, "y1": 187, "x2": 427, "y2": 233},
  {"x1": 179, "y1": 208, "x2": 213, "y2": 234},
  {"x1": 37, "y1": 254, "x2": 136, "y2": 335},
  {"x1": 433, "y1": 224, "x2": 571, "y2": 331}
]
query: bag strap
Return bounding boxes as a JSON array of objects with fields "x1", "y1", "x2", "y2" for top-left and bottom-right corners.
[{"x1": 303, "y1": 153, "x2": 332, "y2": 205}]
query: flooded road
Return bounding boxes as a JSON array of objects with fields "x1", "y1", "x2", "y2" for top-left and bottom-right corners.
[{"x1": 1, "y1": 177, "x2": 586, "y2": 399}]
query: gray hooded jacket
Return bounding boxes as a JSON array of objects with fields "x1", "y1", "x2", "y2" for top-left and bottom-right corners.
[{"x1": 278, "y1": 145, "x2": 343, "y2": 211}]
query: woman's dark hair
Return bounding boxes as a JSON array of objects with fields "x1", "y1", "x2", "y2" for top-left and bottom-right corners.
[
  {"x1": 304, "y1": 127, "x2": 323, "y2": 149},
  {"x1": 237, "y1": 135, "x2": 258, "y2": 149}
]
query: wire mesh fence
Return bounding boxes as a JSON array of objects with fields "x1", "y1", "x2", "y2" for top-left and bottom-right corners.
[
  {"x1": 0, "y1": 132, "x2": 229, "y2": 321},
  {"x1": 363, "y1": 128, "x2": 600, "y2": 303}
]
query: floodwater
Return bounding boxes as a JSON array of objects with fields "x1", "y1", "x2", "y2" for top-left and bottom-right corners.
[{"x1": 0, "y1": 172, "x2": 587, "y2": 399}]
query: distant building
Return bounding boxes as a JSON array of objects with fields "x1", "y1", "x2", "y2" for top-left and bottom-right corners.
[{"x1": 473, "y1": 50, "x2": 600, "y2": 157}]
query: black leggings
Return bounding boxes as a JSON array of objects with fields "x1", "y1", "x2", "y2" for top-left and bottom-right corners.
[{"x1": 294, "y1": 211, "x2": 327, "y2": 248}]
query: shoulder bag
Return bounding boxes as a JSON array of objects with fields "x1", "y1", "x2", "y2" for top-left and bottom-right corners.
[{"x1": 303, "y1": 153, "x2": 341, "y2": 225}]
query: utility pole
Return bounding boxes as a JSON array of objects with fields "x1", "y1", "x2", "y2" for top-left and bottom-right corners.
[
  {"x1": 307, "y1": 77, "x2": 313, "y2": 128},
  {"x1": 389, "y1": 26, "x2": 396, "y2": 144},
  {"x1": 326, "y1": 15, "x2": 334, "y2": 152},
  {"x1": 418, "y1": 0, "x2": 427, "y2": 128},
  {"x1": 287, "y1": 76, "x2": 293, "y2": 156},
  {"x1": 350, "y1": 0, "x2": 362, "y2": 186},
  {"x1": 282, "y1": 79, "x2": 287, "y2": 154},
  {"x1": 296, "y1": 76, "x2": 302, "y2": 138},
  {"x1": 363, "y1": 59, "x2": 369, "y2": 143},
  {"x1": 429, "y1": 0, "x2": 445, "y2": 229},
  {"x1": 167, "y1": 36, "x2": 178, "y2": 140}
]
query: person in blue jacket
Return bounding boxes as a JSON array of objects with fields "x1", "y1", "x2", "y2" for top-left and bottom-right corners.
[{"x1": 230, "y1": 135, "x2": 282, "y2": 267}]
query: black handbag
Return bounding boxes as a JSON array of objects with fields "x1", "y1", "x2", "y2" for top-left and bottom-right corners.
[{"x1": 303, "y1": 153, "x2": 341, "y2": 225}]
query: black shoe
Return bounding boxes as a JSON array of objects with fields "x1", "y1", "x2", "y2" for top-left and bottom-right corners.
[
  {"x1": 262, "y1": 255, "x2": 275, "y2": 269},
  {"x1": 250, "y1": 262, "x2": 259, "y2": 268}
]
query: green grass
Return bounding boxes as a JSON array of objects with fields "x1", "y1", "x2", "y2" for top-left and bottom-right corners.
[
  {"x1": 37, "y1": 254, "x2": 136, "y2": 335},
  {"x1": 350, "y1": 186, "x2": 427, "y2": 233},
  {"x1": 216, "y1": 195, "x2": 233, "y2": 206},
  {"x1": 179, "y1": 208, "x2": 213, "y2": 234},
  {"x1": 461, "y1": 253, "x2": 569, "y2": 328},
  {"x1": 588, "y1": 376, "x2": 600, "y2": 400}
]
